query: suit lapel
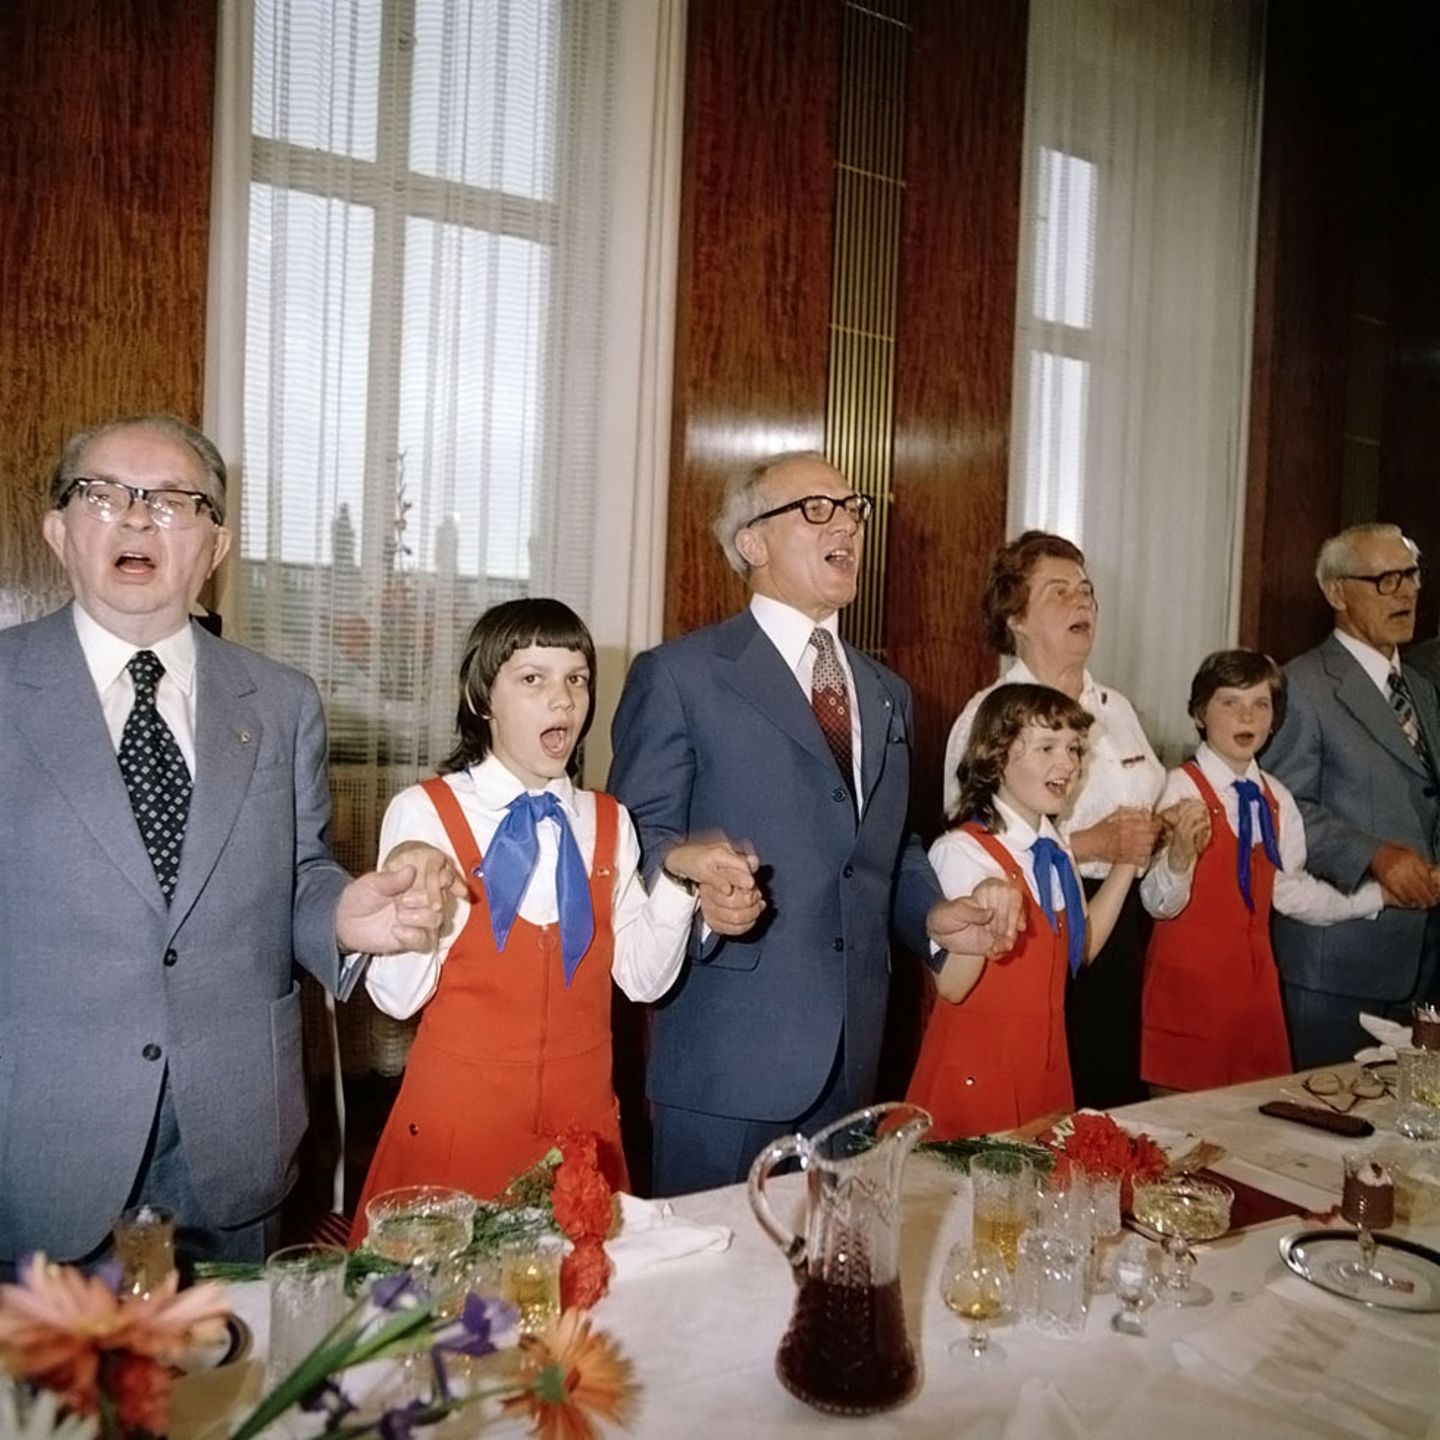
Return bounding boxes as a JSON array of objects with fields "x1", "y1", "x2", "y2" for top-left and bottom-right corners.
[
  {"x1": 12, "y1": 606, "x2": 168, "y2": 913},
  {"x1": 167, "y1": 629, "x2": 262, "y2": 926},
  {"x1": 1322, "y1": 635, "x2": 1428, "y2": 778},
  {"x1": 1404, "y1": 661, "x2": 1440, "y2": 775},
  {"x1": 849, "y1": 646, "x2": 897, "y2": 813}
]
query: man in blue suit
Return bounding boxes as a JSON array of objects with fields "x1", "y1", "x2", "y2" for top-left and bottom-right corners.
[
  {"x1": 1265, "y1": 523, "x2": 1440, "y2": 1066},
  {"x1": 609, "y1": 452, "x2": 1010, "y2": 1195},
  {"x1": 0, "y1": 416, "x2": 448, "y2": 1269}
]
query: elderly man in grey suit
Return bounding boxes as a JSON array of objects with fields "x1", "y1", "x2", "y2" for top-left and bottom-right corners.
[
  {"x1": 1265, "y1": 522, "x2": 1440, "y2": 1066},
  {"x1": 0, "y1": 416, "x2": 449, "y2": 1269},
  {"x1": 608, "y1": 452, "x2": 1018, "y2": 1196}
]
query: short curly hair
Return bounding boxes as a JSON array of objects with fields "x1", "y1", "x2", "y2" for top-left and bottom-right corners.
[
  {"x1": 954, "y1": 683, "x2": 1094, "y2": 832},
  {"x1": 982, "y1": 531, "x2": 1087, "y2": 654}
]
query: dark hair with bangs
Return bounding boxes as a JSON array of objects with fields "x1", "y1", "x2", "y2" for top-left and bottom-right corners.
[
  {"x1": 954, "y1": 683, "x2": 1094, "y2": 832},
  {"x1": 441, "y1": 598, "x2": 597, "y2": 774},
  {"x1": 1187, "y1": 648, "x2": 1287, "y2": 739},
  {"x1": 982, "y1": 531, "x2": 1087, "y2": 654}
]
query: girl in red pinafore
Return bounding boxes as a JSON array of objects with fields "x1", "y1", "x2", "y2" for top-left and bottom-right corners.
[
  {"x1": 906, "y1": 684, "x2": 1138, "y2": 1138},
  {"x1": 1140, "y1": 650, "x2": 1385, "y2": 1091},
  {"x1": 351, "y1": 600, "x2": 759, "y2": 1243}
]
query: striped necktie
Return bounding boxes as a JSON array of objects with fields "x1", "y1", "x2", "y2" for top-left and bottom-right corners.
[{"x1": 1388, "y1": 669, "x2": 1423, "y2": 752}]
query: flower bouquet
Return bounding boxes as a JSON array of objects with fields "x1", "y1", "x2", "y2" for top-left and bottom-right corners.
[{"x1": 1042, "y1": 1111, "x2": 1168, "y2": 1210}]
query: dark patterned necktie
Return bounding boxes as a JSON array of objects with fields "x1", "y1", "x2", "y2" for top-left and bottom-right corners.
[
  {"x1": 118, "y1": 650, "x2": 192, "y2": 903},
  {"x1": 1388, "y1": 669, "x2": 1425, "y2": 755},
  {"x1": 810, "y1": 627, "x2": 855, "y2": 797}
]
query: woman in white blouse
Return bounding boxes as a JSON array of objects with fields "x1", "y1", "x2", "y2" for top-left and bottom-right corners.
[{"x1": 941, "y1": 531, "x2": 1166, "y2": 1107}]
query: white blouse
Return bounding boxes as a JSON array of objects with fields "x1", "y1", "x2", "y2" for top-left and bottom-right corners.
[
  {"x1": 929, "y1": 799, "x2": 1085, "y2": 918},
  {"x1": 364, "y1": 755, "x2": 697, "y2": 1018},
  {"x1": 1138, "y1": 743, "x2": 1384, "y2": 926}
]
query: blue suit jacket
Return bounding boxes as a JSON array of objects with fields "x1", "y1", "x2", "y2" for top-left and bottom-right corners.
[
  {"x1": 607, "y1": 611, "x2": 940, "y2": 1123},
  {"x1": 0, "y1": 606, "x2": 355, "y2": 1261},
  {"x1": 1264, "y1": 633, "x2": 1440, "y2": 1002}
]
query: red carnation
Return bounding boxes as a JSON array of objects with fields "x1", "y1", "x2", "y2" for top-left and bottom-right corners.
[{"x1": 560, "y1": 1237, "x2": 612, "y2": 1312}]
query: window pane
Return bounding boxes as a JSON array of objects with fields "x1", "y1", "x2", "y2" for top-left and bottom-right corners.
[
  {"x1": 397, "y1": 218, "x2": 549, "y2": 582},
  {"x1": 1022, "y1": 350, "x2": 1088, "y2": 545},
  {"x1": 1033, "y1": 146, "x2": 1095, "y2": 328},
  {"x1": 252, "y1": 0, "x2": 380, "y2": 161},
  {"x1": 408, "y1": 0, "x2": 557, "y2": 198}
]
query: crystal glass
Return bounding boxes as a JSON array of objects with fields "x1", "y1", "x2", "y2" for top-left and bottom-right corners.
[
  {"x1": 1395, "y1": 1047, "x2": 1440, "y2": 1141},
  {"x1": 364, "y1": 1185, "x2": 477, "y2": 1272},
  {"x1": 1015, "y1": 1228, "x2": 1088, "y2": 1337},
  {"x1": 970, "y1": 1153, "x2": 1035, "y2": 1273},
  {"x1": 1110, "y1": 1233, "x2": 1155, "y2": 1336},
  {"x1": 113, "y1": 1204, "x2": 175, "y2": 1299},
  {"x1": 1325, "y1": 1153, "x2": 1397, "y2": 1294},
  {"x1": 1129, "y1": 1175, "x2": 1232, "y2": 1307},
  {"x1": 265, "y1": 1243, "x2": 348, "y2": 1383},
  {"x1": 939, "y1": 1241, "x2": 1010, "y2": 1362},
  {"x1": 499, "y1": 1231, "x2": 564, "y2": 1336}
]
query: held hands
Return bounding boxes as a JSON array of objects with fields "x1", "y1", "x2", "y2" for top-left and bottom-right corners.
[
  {"x1": 665, "y1": 836, "x2": 766, "y2": 937},
  {"x1": 926, "y1": 878, "x2": 1025, "y2": 960},
  {"x1": 1068, "y1": 806, "x2": 1164, "y2": 869},
  {"x1": 336, "y1": 842, "x2": 462, "y2": 954},
  {"x1": 1370, "y1": 843, "x2": 1440, "y2": 909},
  {"x1": 1158, "y1": 798, "x2": 1212, "y2": 873}
]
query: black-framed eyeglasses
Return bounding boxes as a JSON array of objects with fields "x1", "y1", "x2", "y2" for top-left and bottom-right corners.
[
  {"x1": 59, "y1": 477, "x2": 221, "y2": 530},
  {"x1": 750, "y1": 493, "x2": 874, "y2": 527},
  {"x1": 1340, "y1": 565, "x2": 1422, "y2": 596}
]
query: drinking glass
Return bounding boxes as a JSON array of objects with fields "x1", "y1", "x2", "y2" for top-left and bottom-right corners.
[
  {"x1": 265, "y1": 1243, "x2": 348, "y2": 1383},
  {"x1": 1412, "y1": 1002, "x2": 1440, "y2": 1052},
  {"x1": 1129, "y1": 1175, "x2": 1232, "y2": 1307},
  {"x1": 364, "y1": 1185, "x2": 477, "y2": 1276},
  {"x1": 1015, "y1": 1229, "x2": 1088, "y2": 1337},
  {"x1": 1325, "y1": 1153, "x2": 1397, "y2": 1293},
  {"x1": 970, "y1": 1154, "x2": 1035, "y2": 1273},
  {"x1": 1395, "y1": 1048, "x2": 1440, "y2": 1141},
  {"x1": 113, "y1": 1204, "x2": 175, "y2": 1299},
  {"x1": 1110, "y1": 1233, "x2": 1155, "y2": 1336},
  {"x1": 499, "y1": 1231, "x2": 564, "y2": 1336},
  {"x1": 939, "y1": 1241, "x2": 1010, "y2": 1362}
]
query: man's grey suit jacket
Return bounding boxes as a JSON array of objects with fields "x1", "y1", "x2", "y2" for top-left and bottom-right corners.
[
  {"x1": 0, "y1": 605, "x2": 355, "y2": 1262},
  {"x1": 1264, "y1": 633, "x2": 1440, "y2": 1005},
  {"x1": 607, "y1": 610, "x2": 941, "y2": 1125}
]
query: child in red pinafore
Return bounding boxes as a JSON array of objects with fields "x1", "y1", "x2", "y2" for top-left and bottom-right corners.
[
  {"x1": 906, "y1": 683, "x2": 1138, "y2": 1139},
  {"x1": 1140, "y1": 649, "x2": 1386, "y2": 1091},
  {"x1": 351, "y1": 600, "x2": 758, "y2": 1243}
]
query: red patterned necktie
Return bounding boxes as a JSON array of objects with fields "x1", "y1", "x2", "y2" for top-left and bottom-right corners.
[{"x1": 810, "y1": 627, "x2": 855, "y2": 798}]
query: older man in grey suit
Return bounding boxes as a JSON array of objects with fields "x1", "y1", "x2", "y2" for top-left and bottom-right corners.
[
  {"x1": 609, "y1": 453, "x2": 1018, "y2": 1196},
  {"x1": 1265, "y1": 523, "x2": 1440, "y2": 1066},
  {"x1": 0, "y1": 416, "x2": 448, "y2": 1269}
]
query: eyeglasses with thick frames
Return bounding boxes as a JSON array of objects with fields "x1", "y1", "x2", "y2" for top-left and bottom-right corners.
[
  {"x1": 60, "y1": 477, "x2": 221, "y2": 531},
  {"x1": 1339, "y1": 565, "x2": 1422, "y2": 596},
  {"x1": 750, "y1": 493, "x2": 874, "y2": 527}
]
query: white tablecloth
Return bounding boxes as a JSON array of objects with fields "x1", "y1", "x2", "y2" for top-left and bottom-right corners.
[{"x1": 193, "y1": 1072, "x2": 1440, "y2": 1439}]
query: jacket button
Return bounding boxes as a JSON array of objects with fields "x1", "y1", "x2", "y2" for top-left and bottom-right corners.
[
  {"x1": 142, "y1": 1043, "x2": 162, "y2": 1061},
  {"x1": 843, "y1": 864, "x2": 855, "y2": 878},
  {"x1": 163, "y1": 949, "x2": 178, "y2": 968},
  {"x1": 832, "y1": 937, "x2": 845, "y2": 953},
  {"x1": 832, "y1": 787, "x2": 847, "y2": 802},
  {"x1": 408, "y1": 1123, "x2": 419, "y2": 1136}
]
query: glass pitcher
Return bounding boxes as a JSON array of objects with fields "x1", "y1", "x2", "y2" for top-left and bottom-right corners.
[{"x1": 747, "y1": 1102, "x2": 931, "y2": 1415}]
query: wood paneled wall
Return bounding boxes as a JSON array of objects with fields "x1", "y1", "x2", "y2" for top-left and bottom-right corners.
[{"x1": 0, "y1": 0, "x2": 215, "y2": 624}]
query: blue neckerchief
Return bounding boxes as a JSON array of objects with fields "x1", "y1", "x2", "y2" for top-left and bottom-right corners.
[
  {"x1": 477, "y1": 790, "x2": 594, "y2": 986},
  {"x1": 1030, "y1": 835, "x2": 1086, "y2": 977},
  {"x1": 1232, "y1": 778, "x2": 1282, "y2": 913}
]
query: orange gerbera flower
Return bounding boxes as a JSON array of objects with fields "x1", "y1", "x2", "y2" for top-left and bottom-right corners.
[{"x1": 502, "y1": 1308, "x2": 633, "y2": 1440}]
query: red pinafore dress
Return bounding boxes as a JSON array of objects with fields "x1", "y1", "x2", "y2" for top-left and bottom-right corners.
[
  {"x1": 905, "y1": 824, "x2": 1074, "y2": 1139},
  {"x1": 1140, "y1": 762, "x2": 1292, "y2": 1091},
  {"x1": 351, "y1": 778, "x2": 628, "y2": 1244}
]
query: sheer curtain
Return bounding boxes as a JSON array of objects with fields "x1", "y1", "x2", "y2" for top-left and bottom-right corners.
[
  {"x1": 205, "y1": 0, "x2": 684, "y2": 1076},
  {"x1": 1009, "y1": 0, "x2": 1265, "y2": 759}
]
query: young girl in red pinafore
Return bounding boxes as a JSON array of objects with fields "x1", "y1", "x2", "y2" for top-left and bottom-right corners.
[
  {"x1": 351, "y1": 600, "x2": 756, "y2": 1243},
  {"x1": 1139, "y1": 649, "x2": 1386, "y2": 1091},
  {"x1": 906, "y1": 684, "x2": 1138, "y2": 1138}
]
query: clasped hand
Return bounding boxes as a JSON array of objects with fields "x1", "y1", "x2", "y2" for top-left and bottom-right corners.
[
  {"x1": 1370, "y1": 842, "x2": 1440, "y2": 909},
  {"x1": 1157, "y1": 797, "x2": 1212, "y2": 872},
  {"x1": 928, "y1": 876, "x2": 1025, "y2": 960},
  {"x1": 337, "y1": 842, "x2": 464, "y2": 954},
  {"x1": 664, "y1": 835, "x2": 765, "y2": 936},
  {"x1": 1070, "y1": 806, "x2": 1163, "y2": 869}
]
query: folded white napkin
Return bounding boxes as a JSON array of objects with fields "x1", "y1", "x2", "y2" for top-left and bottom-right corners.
[
  {"x1": 606, "y1": 1193, "x2": 733, "y2": 1280},
  {"x1": 1354, "y1": 1011, "x2": 1411, "y2": 1065}
]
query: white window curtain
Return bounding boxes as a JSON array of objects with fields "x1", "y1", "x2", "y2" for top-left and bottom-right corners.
[
  {"x1": 1009, "y1": 0, "x2": 1265, "y2": 759},
  {"x1": 205, "y1": 0, "x2": 684, "y2": 1085}
]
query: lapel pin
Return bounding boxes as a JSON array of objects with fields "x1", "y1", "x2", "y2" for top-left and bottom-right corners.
[{"x1": 237, "y1": 730, "x2": 253, "y2": 745}]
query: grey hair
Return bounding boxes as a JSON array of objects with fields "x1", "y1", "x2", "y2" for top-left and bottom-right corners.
[
  {"x1": 1315, "y1": 522, "x2": 1418, "y2": 588},
  {"x1": 711, "y1": 450, "x2": 835, "y2": 577},
  {"x1": 49, "y1": 414, "x2": 228, "y2": 523}
]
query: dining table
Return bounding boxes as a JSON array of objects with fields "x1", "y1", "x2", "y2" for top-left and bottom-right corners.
[{"x1": 183, "y1": 1066, "x2": 1440, "y2": 1439}]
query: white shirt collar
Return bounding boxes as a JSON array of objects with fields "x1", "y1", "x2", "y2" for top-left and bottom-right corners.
[
  {"x1": 1195, "y1": 740, "x2": 1261, "y2": 790},
  {"x1": 1333, "y1": 627, "x2": 1399, "y2": 690},
  {"x1": 71, "y1": 603, "x2": 197, "y2": 697},
  {"x1": 466, "y1": 753, "x2": 578, "y2": 819},
  {"x1": 749, "y1": 593, "x2": 841, "y2": 674},
  {"x1": 1000, "y1": 656, "x2": 1101, "y2": 710},
  {"x1": 993, "y1": 795, "x2": 1064, "y2": 849}
]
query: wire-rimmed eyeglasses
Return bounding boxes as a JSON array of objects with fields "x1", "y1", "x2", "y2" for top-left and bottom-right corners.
[
  {"x1": 750, "y1": 493, "x2": 874, "y2": 527},
  {"x1": 59, "y1": 477, "x2": 221, "y2": 530},
  {"x1": 1339, "y1": 565, "x2": 1422, "y2": 596}
]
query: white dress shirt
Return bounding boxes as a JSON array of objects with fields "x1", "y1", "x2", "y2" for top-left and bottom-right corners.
[
  {"x1": 1333, "y1": 627, "x2": 1404, "y2": 697},
  {"x1": 72, "y1": 603, "x2": 198, "y2": 774},
  {"x1": 1139, "y1": 742, "x2": 1384, "y2": 925},
  {"x1": 942, "y1": 658, "x2": 1165, "y2": 879},
  {"x1": 749, "y1": 593, "x2": 864, "y2": 807},
  {"x1": 929, "y1": 798, "x2": 1084, "y2": 918},
  {"x1": 364, "y1": 756, "x2": 698, "y2": 1018}
]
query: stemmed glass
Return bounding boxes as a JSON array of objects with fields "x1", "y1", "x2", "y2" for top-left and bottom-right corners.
[
  {"x1": 1325, "y1": 1154, "x2": 1396, "y2": 1292},
  {"x1": 939, "y1": 1241, "x2": 1010, "y2": 1363},
  {"x1": 1110, "y1": 1233, "x2": 1155, "y2": 1336},
  {"x1": 1129, "y1": 1176, "x2": 1232, "y2": 1307}
]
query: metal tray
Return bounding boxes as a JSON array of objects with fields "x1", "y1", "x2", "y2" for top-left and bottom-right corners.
[{"x1": 1278, "y1": 1229, "x2": 1440, "y2": 1312}]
